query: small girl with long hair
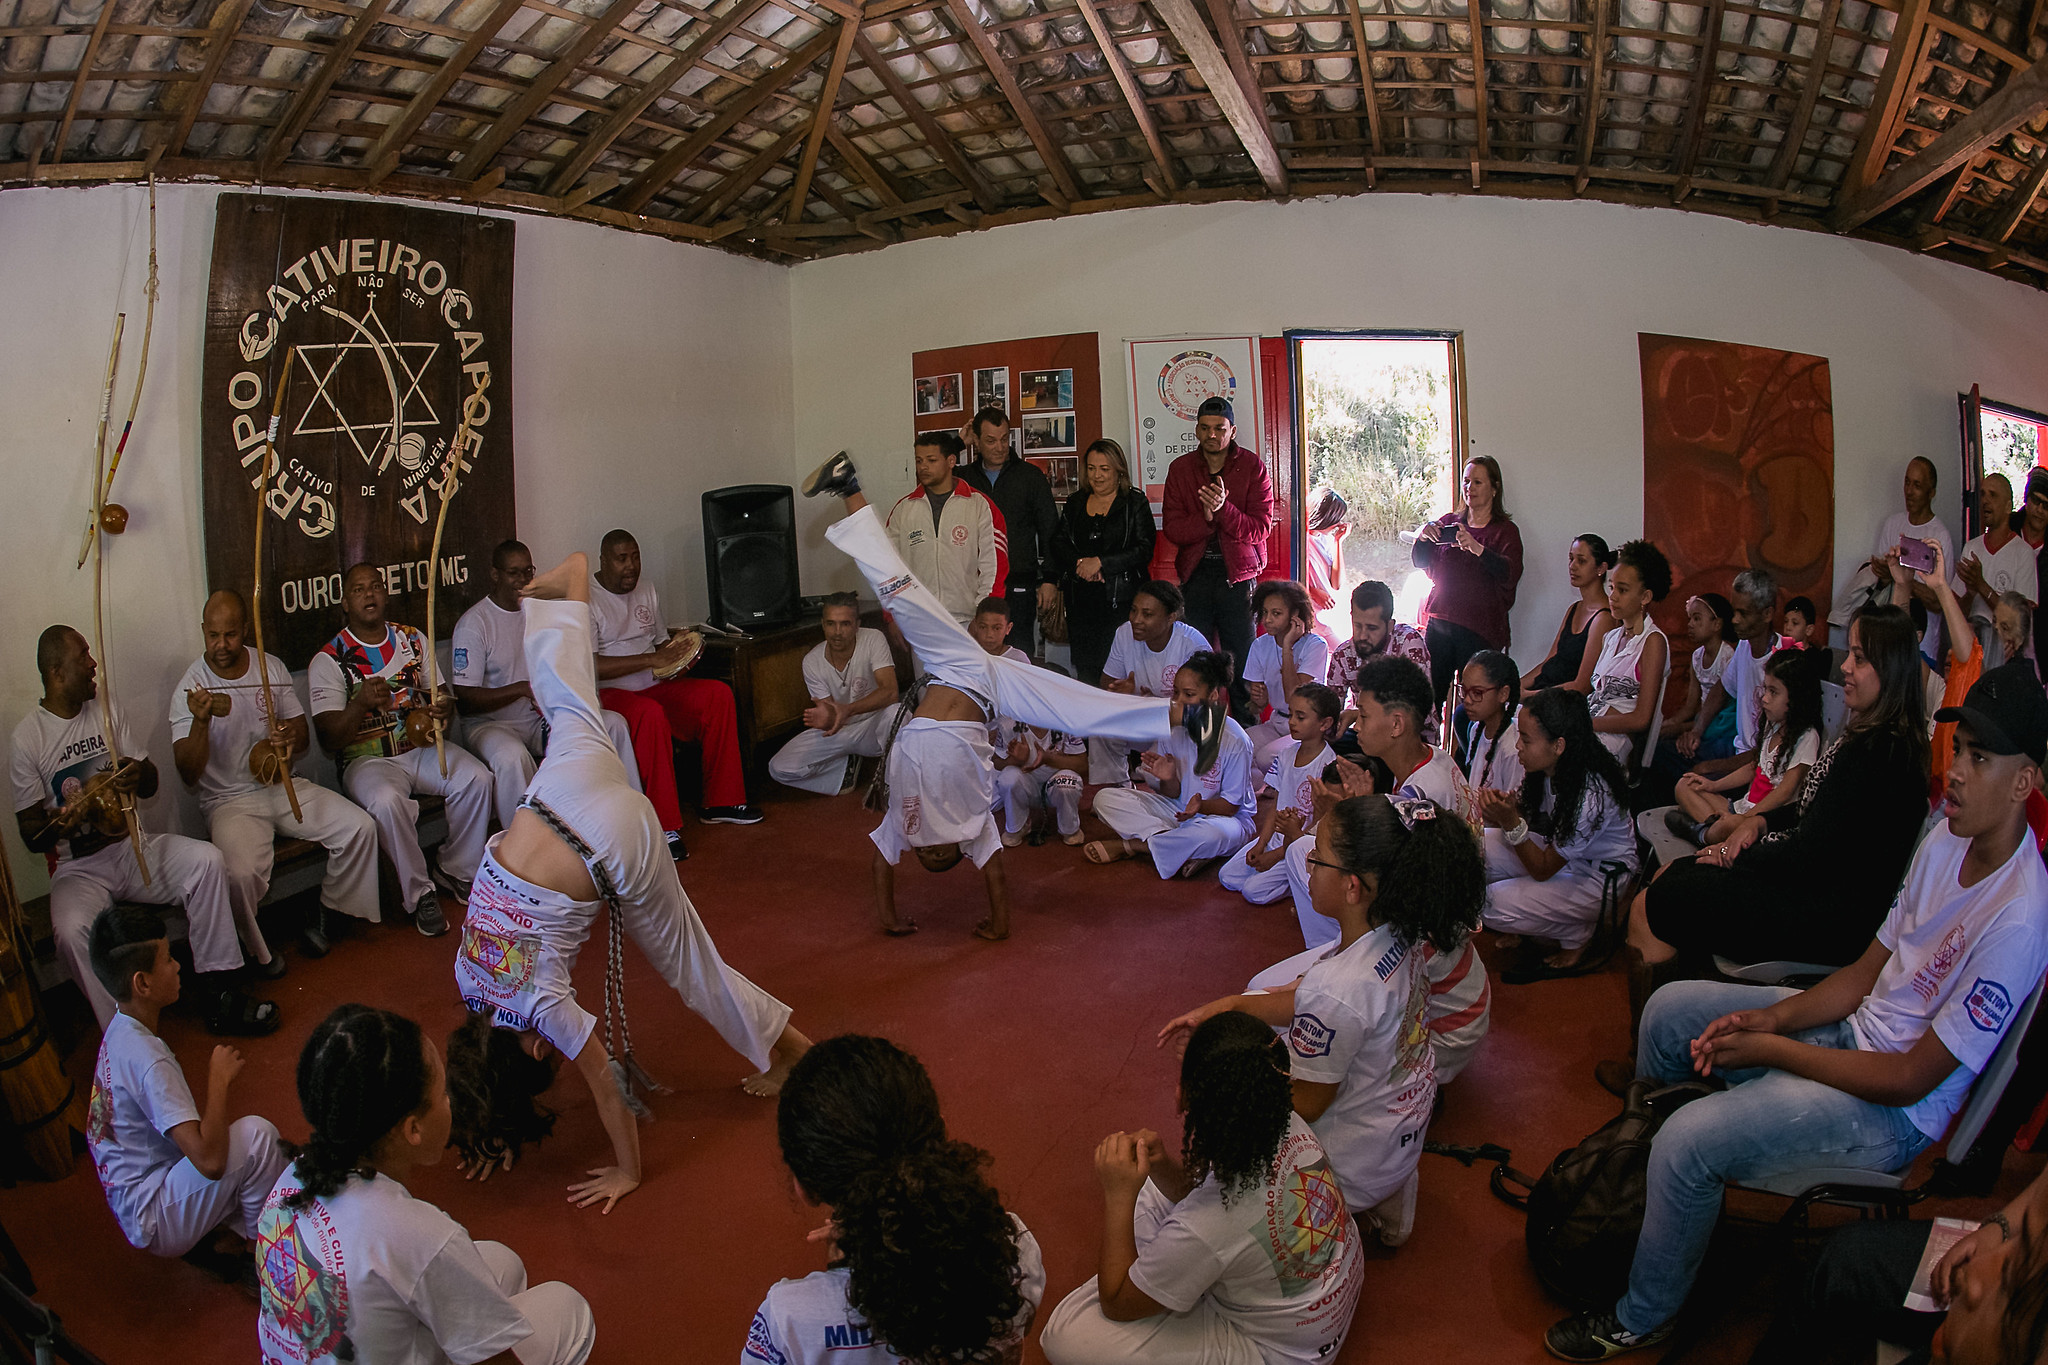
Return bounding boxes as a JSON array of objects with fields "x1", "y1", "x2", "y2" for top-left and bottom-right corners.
[
  {"x1": 1159, "y1": 793, "x2": 1484, "y2": 1246},
  {"x1": 1672, "y1": 647, "x2": 1824, "y2": 846},
  {"x1": 256, "y1": 1004, "x2": 594, "y2": 1365},
  {"x1": 1667, "y1": 591, "x2": 1738, "y2": 762},
  {"x1": 749, "y1": 1034, "x2": 1044, "y2": 1365},
  {"x1": 1243, "y1": 580, "x2": 1332, "y2": 779},
  {"x1": 1040, "y1": 1011, "x2": 1366, "y2": 1364},
  {"x1": 1088, "y1": 652, "x2": 1257, "y2": 878},
  {"x1": 1221, "y1": 683, "x2": 1342, "y2": 905},
  {"x1": 1452, "y1": 649, "x2": 1524, "y2": 795},
  {"x1": 1477, "y1": 688, "x2": 1635, "y2": 973}
]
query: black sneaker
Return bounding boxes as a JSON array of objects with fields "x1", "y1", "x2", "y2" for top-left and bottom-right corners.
[
  {"x1": 667, "y1": 829, "x2": 689, "y2": 861},
  {"x1": 1184, "y1": 701, "x2": 1223, "y2": 776},
  {"x1": 801, "y1": 451, "x2": 860, "y2": 499},
  {"x1": 700, "y1": 805, "x2": 765, "y2": 825},
  {"x1": 301, "y1": 908, "x2": 331, "y2": 959},
  {"x1": 413, "y1": 890, "x2": 448, "y2": 938},
  {"x1": 1544, "y1": 1309, "x2": 1673, "y2": 1361},
  {"x1": 430, "y1": 864, "x2": 471, "y2": 902}
]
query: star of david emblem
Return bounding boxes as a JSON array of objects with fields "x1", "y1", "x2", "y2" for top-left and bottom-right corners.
[
  {"x1": 292, "y1": 297, "x2": 442, "y2": 472},
  {"x1": 1287, "y1": 1163, "x2": 1345, "y2": 1258},
  {"x1": 257, "y1": 1206, "x2": 347, "y2": 1355}
]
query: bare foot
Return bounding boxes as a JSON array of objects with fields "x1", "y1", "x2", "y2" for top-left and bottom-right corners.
[
  {"x1": 1493, "y1": 934, "x2": 1524, "y2": 951},
  {"x1": 1543, "y1": 945, "x2": 1586, "y2": 971},
  {"x1": 973, "y1": 917, "x2": 1009, "y2": 942},
  {"x1": 1084, "y1": 838, "x2": 1136, "y2": 864},
  {"x1": 741, "y1": 1027, "x2": 813, "y2": 1097},
  {"x1": 522, "y1": 552, "x2": 590, "y2": 603}
]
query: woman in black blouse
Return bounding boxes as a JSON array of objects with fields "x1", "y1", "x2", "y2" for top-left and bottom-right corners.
[
  {"x1": 1631, "y1": 604, "x2": 1931, "y2": 971},
  {"x1": 1050, "y1": 439, "x2": 1157, "y2": 686}
]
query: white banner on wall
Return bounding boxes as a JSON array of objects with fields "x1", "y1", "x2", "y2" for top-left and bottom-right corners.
[{"x1": 1126, "y1": 336, "x2": 1262, "y2": 500}]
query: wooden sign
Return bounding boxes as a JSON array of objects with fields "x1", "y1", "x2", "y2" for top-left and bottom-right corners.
[{"x1": 202, "y1": 194, "x2": 515, "y2": 663}]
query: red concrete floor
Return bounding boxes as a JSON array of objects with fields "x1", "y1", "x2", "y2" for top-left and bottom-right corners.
[{"x1": 5, "y1": 788, "x2": 2039, "y2": 1364}]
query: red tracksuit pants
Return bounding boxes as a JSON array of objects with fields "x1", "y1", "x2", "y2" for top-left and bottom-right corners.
[{"x1": 598, "y1": 678, "x2": 746, "y2": 829}]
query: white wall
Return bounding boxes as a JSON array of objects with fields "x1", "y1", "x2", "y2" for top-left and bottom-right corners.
[
  {"x1": 0, "y1": 183, "x2": 792, "y2": 892},
  {"x1": 788, "y1": 192, "x2": 2048, "y2": 651}
]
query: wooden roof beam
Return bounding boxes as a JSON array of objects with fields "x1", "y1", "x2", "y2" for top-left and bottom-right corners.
[
  {"x1": 1574, "y1": 0, "x2": 1607, "y2": 191},
  {"x1": 784, "y1": 13, "x2": 856, "y2": 222},
  {"x1": 352, "y1": 0, "x2": 526, "y2": 182},
  {"x1": 851, "y1": 29, "x2": 1000, "y2": 209},
  {"x1": 163, "y1": 0, "x2": 258, "y2": 156},
  {"x1": 543, "y1": 0, "x2": 775, "y2": 196},
  {"x1": 690, "y1": 119, "x2": 806, "y2": 222},
  {"x1": 1468, "y1": 0, "x2": 1488, "y2": 182},
  {"x1": 46, "y1": 0, "x2": 118, "y2": 164},
  {"x1": 824, "y1": 120, "x2": 904, "y2": 202},
  {"x1": 615, "y1": 22, "x2": 840, "y2": 212},
  {"x1": 1073, "y1": 0, "x2": 1178, "y2": 189},
  {"x1": 1153, "y1": 0, "x2": 1286, "y2": 193},
  {"x1": 444, "y1": 0, "x2": 642, "y2": 183},
  {"x1": 1833, "y1": 51, "x2": 2048, "y2": 230},
  {"x1": 1836, "y1": 0, "x2": 1929, "y2": 197},
  {"x1": 1667, "y1": 0, "x2": 1725, "y2": 201},
  {"x1": 942, "y1": 0, "x2": 1081, "y2": 201},
  {"x1": 1763, "y1": 0, "x2": 1840, "y2": 191},
  {"x1": 261, "y1": 0, "x2": 395, "y2": 173},
  {"x1": 1988, "y1": 151, "x2": 2048, "y2": 241},
  {"x1": 1338, "y1": 0, "x2": 1383, "y2": 162}
]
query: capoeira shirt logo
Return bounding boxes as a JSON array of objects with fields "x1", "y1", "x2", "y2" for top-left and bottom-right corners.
[
  {"x1": 257, "y1": 1184, "x2": 351, "y2": 1363},
  {"x1": 1259, "y1": 1135, "x2": 1351, "y2": 1295},
  {"x1": 1389, "y1": 949, "x2": 1437, "y2": 1123},
  {"x1": 456, "y1": 870, "x2": 549, "y2": 1033},
  {"x1": 85, "y1": 1066, "x2": 114, "y2": 1162},
  {"x1": 316, "y1": 625, "x2": 430, "y2": 764}
]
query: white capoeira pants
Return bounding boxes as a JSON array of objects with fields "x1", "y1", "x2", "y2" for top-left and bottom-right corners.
[
  {"x1": 1218, "y1": 831, "x2": 1301, "y2": 904},
  {"x1": 520, "y1": 597, "x2": 791, "y2": 1072},
  {"x1": 1281, "y1": 834, "x2": 1341, "y2": 948},
  {"x1": 1091, "y1": 788, "x2": 1256, "y2": 879},
  {"x1": 825, "y1": 506, "x2": 1169, "y2": 755},
  {"x1": 466, "y1": 708, "x2": 641, "y2": 831},
  {"x1": 205, "y1": 783, "x2": 379, "y2": 930},
  {"x1": 54, "y1": 835, "x2": 244, "y2": 1029},
  {"x1": 1480, "y1": 826, "x2": 1604, "y2": 950},
  {"x1": 768, "y1": 710, "x2": 890, "y2": 796},
  {"x1": 1039, "y1": 1180, "x2": 1263, "y2": 1365},
  {"x1": 997, "y1": 763, "x2": 1082, "y2": 836},
  {"x1": 342, "y1": 744, "x2": 492, "y2": 904},
  {"x1": 132, "y1": 1115, "x2": 287, "y2": 1256},
  {"x1": 473, "y1": 1240, "x2": 597, "y2": 1365}
]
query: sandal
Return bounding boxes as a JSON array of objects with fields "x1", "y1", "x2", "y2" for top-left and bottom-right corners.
[
  {"x1": 881, "y1": 919, "x2": 919, "y2": 937},
  {"x1": 206, "y1": 989, "x2": 281, "y2": 1038},
  {"x1": 1084, "y1": 839, "x2": 1130, "y2": 864}
]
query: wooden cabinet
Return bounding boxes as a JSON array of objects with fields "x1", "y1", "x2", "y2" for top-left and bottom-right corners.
[{"x1": 690, "y1": 609, "x2": 896, "y2": 781}]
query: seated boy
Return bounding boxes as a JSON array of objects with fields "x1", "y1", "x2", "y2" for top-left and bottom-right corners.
[
  {"x1": 1546, "y1": 660, "x2": 2048, "y2": 1361},
  {"x1": 1780, "y1": 595, "x2": 1818, "y2": 647},
  {"x1": 802, "y1": 452, "x2": 1187, "y2": 940},
  {"x1": 85, "y1": 904, "x2": 288, "y2": 1264}
]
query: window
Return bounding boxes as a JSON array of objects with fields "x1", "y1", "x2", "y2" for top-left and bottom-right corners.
[{"x1": 1981, "y1": 398, "x2": 2047, "y2": 495}]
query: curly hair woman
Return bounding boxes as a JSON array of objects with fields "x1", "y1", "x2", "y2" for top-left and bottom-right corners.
[
  {"x1": 255, "y1": 1004, "x2": 594, "y2": 1365},
  {"x1": 749, "y1": 1034, "x2": 1043, "y2": 1365},
  {"x1": 1159, "y1": 792, "x2": 1485, "y2": 1244},
  {"x1": 1040, "y1": 1010, "x2": 1366, "y2": 1364}
]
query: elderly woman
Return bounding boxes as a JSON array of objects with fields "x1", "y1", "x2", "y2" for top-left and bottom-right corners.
[
  {"x1": 1050, "y1": 438, "x2": 1157, "y2": 687},
  {"x1": 1412, "y1": 455, "x2": 1525, "y2": 708}
]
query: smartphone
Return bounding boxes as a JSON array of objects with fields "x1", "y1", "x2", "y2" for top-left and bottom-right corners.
[{"x1": 1897, "y1": 537, "x2": 1936, "y2": 573}]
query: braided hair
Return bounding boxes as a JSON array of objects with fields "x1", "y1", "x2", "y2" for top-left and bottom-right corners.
[
  {"x1": 1322, "y1": 795, "x2": 1483, "y2": 954},
  {"x1": 1178, "y1": 651, "x2": 1234, "y2": 777},
  {"x1": 444, "y1": 1011, "x2": 558, "y2": 1173},
  {"x1": 778, "y1": 1036, "x2": 1026, "y2": 1363},
  {"x1": 283, "y1": 1004, "x2": 429, "y2": 1210},
  {"x1": 1180, "y1": 1011, "x2": 1294, "y2": 1205},
  {"x1": 1515, "y1": 688, "x2": 1627, "y2": 846}
]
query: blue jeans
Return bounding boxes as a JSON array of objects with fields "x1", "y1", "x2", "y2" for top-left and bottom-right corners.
[{"x1": 1616, "y1": 980, "x2": 1932, "y2": 1335}]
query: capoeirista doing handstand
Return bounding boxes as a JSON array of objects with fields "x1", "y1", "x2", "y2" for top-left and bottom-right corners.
[
  {"x1": 445, "y1": 552, "x2": 811, "y2": 1213},
  {"x1": 802, "y1": 451, "x2": 1209, "y2": 941}
]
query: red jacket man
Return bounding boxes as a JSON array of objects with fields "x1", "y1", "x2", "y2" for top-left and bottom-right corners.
[{"x1": 1160, "y1": 397, "x2": 1275, "y2": 718}]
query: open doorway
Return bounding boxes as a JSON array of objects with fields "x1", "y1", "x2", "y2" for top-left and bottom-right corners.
[
  {"x1": 1982, "y1": 399, "x2": 2047, "y2": 494},
  {"x1": 1290, "y1": 332, "x2": 1465, "y2": 643}
]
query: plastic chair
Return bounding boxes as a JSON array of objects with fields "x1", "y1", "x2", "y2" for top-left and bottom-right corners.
[
  {"x1": 1820, "y1": 681, "x2": 1849, "y2": 742},
  {"x1": 1712, "y1": 956, "x2": 1838, "y2": 986}
]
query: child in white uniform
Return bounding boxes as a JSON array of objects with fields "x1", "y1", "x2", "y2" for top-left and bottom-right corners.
[
  {"x1": 802, "y1": 455, "x2": 1177, "y2": 941},
  {"x1": 1477, "y1": 689, "x2": 1636, "y2": 973},
  {"x1": 85, "y1": 905, "x2": 287, "y2": 1262},
  {"x1": 1220, "y1": 684, "x2": 1340, "y2": 905},
  {"x1": 1042, "y1": 1010, "x2": 1365, "y2": 1365},
  {"x1": 768, "y1": 593, "x2": 900, "y2": 796},
  {"x1": 257, "y1": 1005, "x2": 594, "y2": 1365},
  {"x1": 1092, "y1": 583, "x2": 1211, "y2": 784},
  {"x1": 446, "y1": 555, "x2": 813, "y2": 1212},
  {"x1": 1164, "y1": 794, "x2": 1484, "y2": 1247},
  {"x1": 747, "y1": 1034, "x2": 1045, "y2": 1365},
  {"x1": 1452, "y1": 650, "x2": 1525, "y2": 797},
  {"x1": 1241, "y1": 581, "x2": 1332, "y2": 783},
  {"x1": 995, "y1": 719, "x2": 1089, "y2": 846},
  {"x1": 1089, "y1": 652, "x2": 1258, "y2": 879}
]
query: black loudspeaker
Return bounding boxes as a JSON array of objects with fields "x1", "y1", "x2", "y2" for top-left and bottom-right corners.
[{"x1": 702, "y1": 484, "x2": 799, "y2": 630}]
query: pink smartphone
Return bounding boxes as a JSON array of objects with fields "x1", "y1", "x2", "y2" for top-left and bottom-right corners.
[{"x1": 1897, "y1": 537, "x2": 1936, "y2": 573}]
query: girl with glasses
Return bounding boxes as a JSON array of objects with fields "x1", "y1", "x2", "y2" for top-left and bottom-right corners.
[{"x1": 1452, "y1": 649, "x2": 1524, "y2": 796}]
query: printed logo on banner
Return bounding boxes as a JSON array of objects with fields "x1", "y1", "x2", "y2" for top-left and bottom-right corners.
[
  {"x1": 1966, "y1": 979, "x2": 2014, "y2": 1033},
  {"x1": 1290, "y1": 1012, "x2": 1335, "y2": 1058},
  {"x1": 1157, "y1": 350, "x2": 1238, "y2": 420}
]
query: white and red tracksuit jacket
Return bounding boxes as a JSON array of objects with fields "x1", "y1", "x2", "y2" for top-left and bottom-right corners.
[{"x1": 885, "y1": 479, "x2": 1009, "y2": 624}]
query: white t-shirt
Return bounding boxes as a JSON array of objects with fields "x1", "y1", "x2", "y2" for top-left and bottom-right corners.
[
  {"x1": 168, "y1": 649, "x2": 305, "y2": 810},
  {"x1": 9, "y1": 698, "x2": 143, "y2": 864},
  {"x1": 1127, "y1": 1116, "x2": 1365, "y2": 1365},
  {"x1": 1147, "y1": 717, "x2": 1256, "y2": 827},
  {"x1": 454, "y1": 840, "x2": 599, "y2": 1061},
  {"x1": 871, "y1": 718, "x2": 1001, "y2": 868},
  {"x1": 1242, "y1": 632, "x2": 1332, "y2": 708},
  {"x1": 744, "y1": 1214, "x2": 1044, "y2": 1365},
  {"x1": 1287, "y1": 922, "x2": 1437, "y2": 1208},
  {"x1": 1266, "y1": 739, "x2": 1328, "y2": 831},
  {"x1": 1728, "y1": 635, "x2": 1781, "y2": 751},
  {"x1": 1589, "y1": 623, "x2": 1666, "y2": 763},
  {"x1": 1879, "y1": 511, "x2": 1957, "y2": 658},
  {"x1": 1693, "y1": 641, "x2": 1734, "y2": 696},
  {"x1": 86, "y1": 1013, "x2": 198, "y2": 1247},
  {"x1": 1734, "y1": 724, "x2": 1823, "y2": 815},
  {"x1": 1849, "y1": 822, "x2": 2048, "y2": 1141},
  {"x1": 1395, "y1": 746, "x2": 1480, "y2": 829},
  {"x1": 803, "y1": 629, "x2": 894, "y2": 707},
  {"x1": 306, "y1": 624, "x2": 434, "y2": 767},
  {"x1": 589, "y1": 577, "x2": 667, "y2": 693},
  {"x1": 1955, "y1": 533, "x2": 2038, "y2": 618},
  {"x1": 1103, "y1": 621, "x2": 1210, "y2": 698},
  {"x1": 1458, "y1": 713, "x2": 1524, "y2": 795},
  {"x1": 1530, "y1": 774, "x2": 1635, "y2": 878},
  {"x1": 257, "y1": 1164, "x2": 534, "y2": 1365},
  {"x1": 451, "y1": 598, "x2": 543, "y2": 730}
]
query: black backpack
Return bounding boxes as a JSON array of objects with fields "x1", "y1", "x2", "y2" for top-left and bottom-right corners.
[{"x1": 1489, "y1": 1078, "x2": 1714, "y2": 1309}]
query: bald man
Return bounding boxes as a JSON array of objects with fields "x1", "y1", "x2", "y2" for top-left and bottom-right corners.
[{"x1": 171, "y1": 591, "x2": 379, "y2": 959}]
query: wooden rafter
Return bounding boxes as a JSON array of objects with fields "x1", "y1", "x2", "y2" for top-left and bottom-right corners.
[
  {"x1": 164, "y1": 0, "x2": 258, "y2": 156},
  {"x1": 1667, "y1": 0, "x2": 1726, "y2": 200},
  {"x1": 543, "y1": 0, "x2": 774, "y2": 197},
  {"x1": 1836, "y1": 0, "x2": 1930, "y2": 197},
  {"x1": 1575, "y1": 0, "x2": 1608, "y2": 191},
  {"x1": 1988, "y1": 151, "x2": 2048, "y2": 241},
  {"x1": 942, "y1": 0, "x2": 1081, "y2": 202},
  {"x1": 1833, "y1": 52, "x2": 2048, "y2": 230},
  {"x1": 850, "y1": 30, "x2": 1000, "y2": 210},
  {"x1": 47, "y1": 0, "x2": 119, "y2": 164},
  {"x1": 1073, "y1": 0, "x2": 1178, "y2": 190},
  {"x1": 1468, "y1": 0, "x2": 1488, "y2": 181},
  {"x1": 1338, "y1": 0, "x2": 1384, "y2": 161},
  {"x1": 260, "y1": 0, "x2": 395, "y2": 173},
  {"x1": 1764, "y1": 0, "x2": 1841, "y2": 191},
  {"x1": 352, "y1": 0, "x2": 526, "y2": 182},
  {"x1": 824, "y1": 120, "x2": 904, "y2": 203},
  {"x1": 615, "y1": 23, "x2": 841, "y2": 213},
  {"x1": 1154, "y1": 0, "x2": 1287, "y2": 193},
  {"x1": 691, "y1": 120, "x2": 807, "y2": 222},
  {"x1": 784, "y1": 14, "x2": 857, "y2": 223},
  {"x1": 445, "y1": 0, "x2": 642, "y2": 182}
]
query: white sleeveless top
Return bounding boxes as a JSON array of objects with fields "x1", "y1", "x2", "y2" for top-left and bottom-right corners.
[{"x1": 1589, "y1": 622, "x2": 1665, "y2": 762}]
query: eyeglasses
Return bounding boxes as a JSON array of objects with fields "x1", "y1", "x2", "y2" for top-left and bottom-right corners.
[
  {"x1": 1304, "y1": 855, "x2": 1358, "y2": 878},
  {"x1": 502, "y1": 566, "x2": 537, "y2": 580},
  {"x1": 1459, "y1": 683, "x2": 1503, "y2": 700}
]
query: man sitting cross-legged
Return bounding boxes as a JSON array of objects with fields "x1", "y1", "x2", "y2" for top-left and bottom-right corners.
[
  {"x1": 1545, "y1": 659, "x2": 2048, "y2": 1361},
  {"x1": 767, "y1": 592, "x2": 899, "y2": 796},
  {"x1": 802, "y1": 452, "x2": 1190, "y2": 941}
]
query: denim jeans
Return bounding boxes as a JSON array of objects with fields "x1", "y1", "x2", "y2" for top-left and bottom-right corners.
[{"x1": 1616, "y1": 980, "x2": 1933, "y2": 1335}]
